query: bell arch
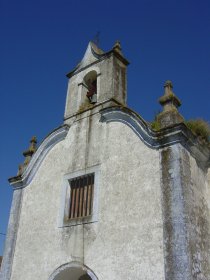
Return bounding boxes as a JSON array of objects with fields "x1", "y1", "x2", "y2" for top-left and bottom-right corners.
[
  {"x1": 49, "y1": 261, "x2": 98, "y2": 280},
  {"x1": 83, "y1": 70, "x2": 98, "y2": 104}
]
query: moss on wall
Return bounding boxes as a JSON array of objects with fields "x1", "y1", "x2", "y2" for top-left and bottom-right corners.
[{"x1": 185, "y1": 119, "x2": 210, "y2": 142}]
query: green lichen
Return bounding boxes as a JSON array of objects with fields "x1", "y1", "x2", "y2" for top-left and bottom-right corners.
[
  {"x1": 151, "y1": 120, "x2": 161, "y2": 131},
  {"x1": 77, "y1": 100, "x2": 93, "y2": 113},
  {"x1": 151, "y1": 111, "x2": 161, "y2": 131},
  {"x1": 185, "y1": 119, "x2": 210, "y2": 142}
]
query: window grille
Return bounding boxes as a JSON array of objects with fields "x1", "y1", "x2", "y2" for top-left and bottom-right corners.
[{"x1": 69, "y1": 173, "x2": 94, "y2": 219}]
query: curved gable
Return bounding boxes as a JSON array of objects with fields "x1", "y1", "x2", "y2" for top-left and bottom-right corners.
[
  {"x1": 100, "y1": 106, "x2": 210, "y2": 167},
  {"x1": 9, "y1": 125, "x2": 69, "y2": 189}
]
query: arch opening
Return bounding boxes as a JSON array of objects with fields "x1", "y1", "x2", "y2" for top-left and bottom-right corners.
[
  {"x1": 49, "y1": 262, "x2": 98, "y2": 280},
  {"x1": 53, "y1": 268, "x2": 90, "y2": 280},
  {"x1": 83, "y1": 71, "x2": 97, "y2": 104}
]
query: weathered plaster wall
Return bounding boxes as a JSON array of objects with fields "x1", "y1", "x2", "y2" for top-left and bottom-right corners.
[
  {"x1": 186, "y1": 156, "x2": 210, "y2": 279},
  {"x1": 160, "y1": 144, "x2": 192, "y2": 280},
  {"x1": 10, "y1": 111, "x2": 164, "y2": 280},
  {"x1": 160, "y1": 144, "x2": 210, "y2": 280},
  {"x1": 207, "y1": 169, "x2": 210, "y2": 189}
]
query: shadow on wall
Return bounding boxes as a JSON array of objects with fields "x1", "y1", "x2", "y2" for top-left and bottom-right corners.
[{"x1": 0, "y1": 256, "x2": 2, "y2": 269}]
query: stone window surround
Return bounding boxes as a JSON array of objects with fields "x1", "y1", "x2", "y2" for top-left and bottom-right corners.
[{"x1": 58, "y1": 165, "x2": 100, "y2": 227}]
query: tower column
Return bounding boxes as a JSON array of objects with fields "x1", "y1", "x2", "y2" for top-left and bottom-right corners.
[{"x1": 160, "y1": 144, "x2": 192, "y2": 280}]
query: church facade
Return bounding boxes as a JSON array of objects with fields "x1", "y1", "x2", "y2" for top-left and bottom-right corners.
[{"x1": 1, "y1": 42, "x2": 210, "y2": 280}]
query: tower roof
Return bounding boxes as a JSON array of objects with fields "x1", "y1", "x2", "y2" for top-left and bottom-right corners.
[{"x1": 66, "y1": 41, "x2": 129, "y2": 78}]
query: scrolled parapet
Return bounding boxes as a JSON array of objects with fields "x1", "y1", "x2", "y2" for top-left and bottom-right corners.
[
  {"x1": 100, "y1": 106, "x2": 210, "y2": 168},
  {"x1": 8, "y1": 125, "x2": 69, "y2": 189}
]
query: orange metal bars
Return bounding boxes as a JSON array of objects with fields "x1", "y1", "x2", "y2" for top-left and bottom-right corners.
[{"x1": 69, "y1": 173, "x2": 94, "y2": 219}]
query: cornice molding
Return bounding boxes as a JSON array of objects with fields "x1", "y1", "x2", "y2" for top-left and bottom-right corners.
[{"x1": 100, "y1": 107, "x2": 210, "y2": 168}]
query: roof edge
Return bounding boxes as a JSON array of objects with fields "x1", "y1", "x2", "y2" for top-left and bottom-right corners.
[{"x1": 66, "y1": 42, "x2": 129, "y2": 78}]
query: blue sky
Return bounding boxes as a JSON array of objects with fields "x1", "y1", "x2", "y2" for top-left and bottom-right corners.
[{"x1": 0, "y1": 0, "x2": 210, "y2": 255}]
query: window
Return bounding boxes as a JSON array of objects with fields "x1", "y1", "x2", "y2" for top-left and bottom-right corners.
[
  {"x1": 69, "y1": 173, "x2": 94, "y2": 219},
  {"x1": 59, "y1": 166, "x2": 99, "y2": 227}
]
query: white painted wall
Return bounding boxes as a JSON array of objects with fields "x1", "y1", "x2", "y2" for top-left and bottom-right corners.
[{"x1": 10, "y1": 110, "x2": 165, "y2": 280}]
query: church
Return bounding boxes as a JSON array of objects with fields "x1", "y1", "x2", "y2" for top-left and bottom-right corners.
[{"x1": 1, "y1": 41, "x2": 210, "y2": 280}]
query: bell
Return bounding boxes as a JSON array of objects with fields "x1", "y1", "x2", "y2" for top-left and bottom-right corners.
[{"x1": 90, "y1": 93, "x2": 97, "y2": 104}]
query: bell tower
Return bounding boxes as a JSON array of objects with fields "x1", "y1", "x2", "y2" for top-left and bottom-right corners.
[{"x1": 64, "y1": 41, "x2": 129, "y2": 121}]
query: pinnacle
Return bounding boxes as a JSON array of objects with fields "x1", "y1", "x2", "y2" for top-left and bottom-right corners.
[
  {"x1": 112, "y1": 40, "x2": 122, "y2": 54},
  {"x1": 164, "y1": 80, "x2": 173, "y2": 88},
  {"x1": 157, "y1": 81, "x2": 184, "y2": 128},
  {"x1": 17, "y1": 136, "x2": 38, "y2": 176}
]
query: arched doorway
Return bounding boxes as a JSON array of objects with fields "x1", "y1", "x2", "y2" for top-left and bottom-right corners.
[{"x1": 49, "y1": 262, "x2": 98, "y2": 280}]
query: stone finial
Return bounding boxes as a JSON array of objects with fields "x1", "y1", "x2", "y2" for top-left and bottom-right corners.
[
  {"x1": 164, "y1": 80, "x2": 173, "y2": 95},
  {"x1": 157, "y1": 81, "x2": 184, "y2": 128},
  {"x1": 17, "y1": 136, "x2": 37, "y2": 176},
  {"x1": 159, "y1": 80, "x2": 181, "y2": 109},
  {"x1": 112, "y1": 40, "x2": 122, "y2": 54}
]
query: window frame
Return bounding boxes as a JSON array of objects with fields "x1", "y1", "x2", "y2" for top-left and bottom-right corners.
[{"x1": 58, "y1": 166, "x2": 100, "y2": 227}]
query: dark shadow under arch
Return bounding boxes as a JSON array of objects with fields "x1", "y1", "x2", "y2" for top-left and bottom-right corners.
[
  {"x1": 49, "y1": 261, "x2": 98, "y2": 280},
  {"x1": 83, "y1": 70, "x2": 97, "y2": 104}
]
